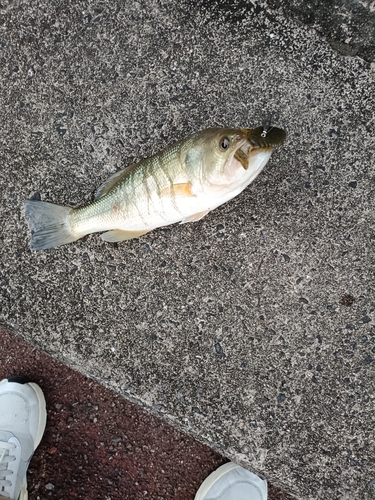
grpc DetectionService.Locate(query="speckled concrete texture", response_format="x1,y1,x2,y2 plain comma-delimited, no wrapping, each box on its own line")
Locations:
267,0,375,62
0,1,374,499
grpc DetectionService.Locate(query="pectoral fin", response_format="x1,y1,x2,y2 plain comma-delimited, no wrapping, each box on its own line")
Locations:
100,229,149,242
181,210,210,223
159,182,194,198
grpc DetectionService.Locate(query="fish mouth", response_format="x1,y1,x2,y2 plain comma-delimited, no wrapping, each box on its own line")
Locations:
234,126,286,170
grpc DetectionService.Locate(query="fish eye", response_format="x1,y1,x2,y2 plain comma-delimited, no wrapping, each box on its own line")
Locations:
219,137,230,151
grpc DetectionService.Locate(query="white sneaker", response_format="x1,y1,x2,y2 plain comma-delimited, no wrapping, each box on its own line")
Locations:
0,377,47,500
195,462,268,500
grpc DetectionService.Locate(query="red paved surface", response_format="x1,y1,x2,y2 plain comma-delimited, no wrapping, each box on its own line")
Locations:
0,327,293,500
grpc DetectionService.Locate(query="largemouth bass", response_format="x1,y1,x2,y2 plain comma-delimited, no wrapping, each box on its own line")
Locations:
25,125,286,250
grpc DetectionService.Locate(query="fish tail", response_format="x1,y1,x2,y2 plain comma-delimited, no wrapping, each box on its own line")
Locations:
25,200,79,251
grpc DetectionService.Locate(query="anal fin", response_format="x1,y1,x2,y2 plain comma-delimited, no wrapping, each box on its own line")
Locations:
100,229,150,242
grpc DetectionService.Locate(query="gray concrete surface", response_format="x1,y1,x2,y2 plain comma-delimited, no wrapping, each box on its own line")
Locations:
1,1,374,499
266,0,375,62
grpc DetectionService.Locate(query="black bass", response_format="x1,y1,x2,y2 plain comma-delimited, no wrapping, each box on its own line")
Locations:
25,125,286,251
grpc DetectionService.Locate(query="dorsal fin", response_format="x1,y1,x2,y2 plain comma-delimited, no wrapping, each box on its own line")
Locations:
95,167,133,200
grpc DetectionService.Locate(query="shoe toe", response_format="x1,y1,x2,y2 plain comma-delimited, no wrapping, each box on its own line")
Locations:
195,463,267,500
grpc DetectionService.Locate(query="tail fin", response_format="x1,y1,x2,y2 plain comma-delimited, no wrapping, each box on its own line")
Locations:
25,200,78,251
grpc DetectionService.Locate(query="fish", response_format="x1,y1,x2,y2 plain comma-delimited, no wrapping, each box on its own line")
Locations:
25,125,286,250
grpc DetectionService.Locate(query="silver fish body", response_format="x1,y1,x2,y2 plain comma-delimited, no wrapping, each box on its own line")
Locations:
25,126,286,250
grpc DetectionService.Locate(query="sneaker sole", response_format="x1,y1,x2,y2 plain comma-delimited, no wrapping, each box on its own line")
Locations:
27,382,47,449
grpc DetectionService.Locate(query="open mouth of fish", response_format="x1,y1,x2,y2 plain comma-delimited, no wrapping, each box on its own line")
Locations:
234,126,286,170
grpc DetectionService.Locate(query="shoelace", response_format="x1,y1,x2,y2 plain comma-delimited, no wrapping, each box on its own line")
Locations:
0,441,16,498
